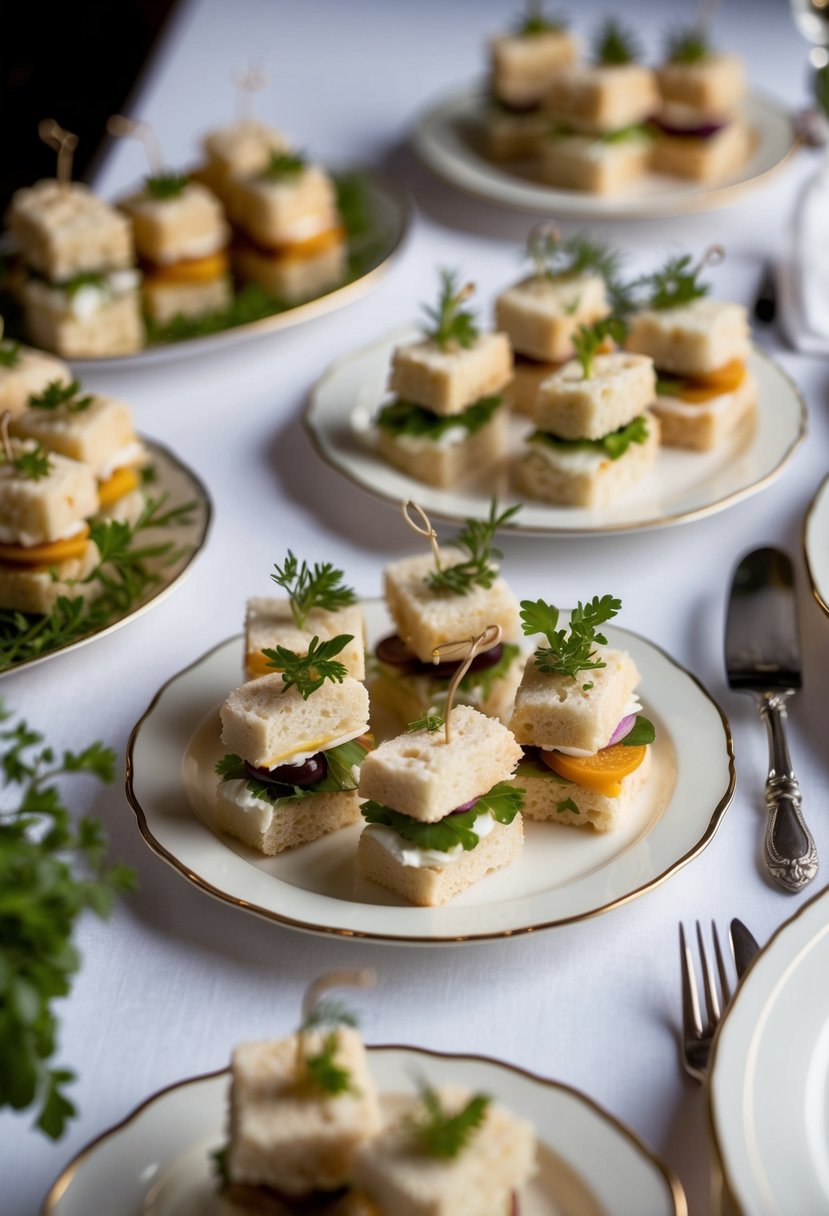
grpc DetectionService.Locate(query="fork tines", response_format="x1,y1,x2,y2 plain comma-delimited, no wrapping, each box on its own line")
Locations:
679,920,733,1081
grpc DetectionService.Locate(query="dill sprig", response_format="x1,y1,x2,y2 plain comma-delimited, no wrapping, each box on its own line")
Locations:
303,1033,355,1097
407,1080,490,1160
261,150,307,181
270,551,357,630
520,595,621,689
528,230,622,287
144,171,189,199
408,711,445,732
262,634,352,699
640,248,723,310
571,316,627,379
422,269,480,351
665,26,710,64
28,379,93,413
425,499,521,596
515,0,568,36
594,17,642,65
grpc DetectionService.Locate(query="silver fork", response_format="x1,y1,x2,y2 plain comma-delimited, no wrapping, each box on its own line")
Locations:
679,921,733,1082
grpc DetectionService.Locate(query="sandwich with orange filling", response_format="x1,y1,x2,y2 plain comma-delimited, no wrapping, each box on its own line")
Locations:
509,594,655,831
625,247,755,450
11,378,146,520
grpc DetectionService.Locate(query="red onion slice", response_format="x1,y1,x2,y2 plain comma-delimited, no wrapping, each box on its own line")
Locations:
449,798,479,815
650,116,726,139
607,714,636,748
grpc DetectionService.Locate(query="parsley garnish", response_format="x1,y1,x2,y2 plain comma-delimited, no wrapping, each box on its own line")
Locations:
144,171,189,199
422,269,479,351
571,316,627,379
425,498,521,596
59,272,108,299
0,341,21,368
557,796,580,815
408,1081,490,1159
212,1146,231,1191
408,711,445,732
28,379,92,413
303,1033,355,1097
640,251,720,311
262,634,352,699
362,782,524,853
0,706,135,1137
520,595,621,686
261,150,307,181
376,395,501,441
666,26,710,64
515,0,568,35
7,444,52,481
270,551,357,630
594,17,642,65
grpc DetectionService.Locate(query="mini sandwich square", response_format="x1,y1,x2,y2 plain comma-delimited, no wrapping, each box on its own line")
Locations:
384,548,520,664
202,120,291,178
388,333,512,417
540,132,651,195
0,443,98,546
491,29,578,107
233,165,339,248
495,273,609,362
8,181,135,281
13,394,137,476
120,181,228,265
656,53,745,113
0,346,72,418
245,597,365,680
626,298,750,375
535,352,656,440
544,64,659,132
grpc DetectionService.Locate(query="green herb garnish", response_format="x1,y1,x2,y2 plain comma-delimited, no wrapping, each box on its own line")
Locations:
262,635,352,699
621,715,655,746
270,552,357,631
212,1146,231,1191
817,65,829,122
362,782,524,853
301,998,360,1033
408,711,445,732
425,498,520,596
520,595,621,686
303,1033,355,1097
215,738,365,802
530,415,649,460
594,17,641,65
0,706,135,1137
261,150,307,181
28,379,92,413
641,251,719,311
59,272,108,299
515,0,568,36
571,316,627,379
0,341,21,368
601,123,653,144
422,269,479,351
376,395,501,441
556,796,580,815
408,1081,490,1159
144,171,189,199
8,444,52,481
666,26,710,64
529,230,622,287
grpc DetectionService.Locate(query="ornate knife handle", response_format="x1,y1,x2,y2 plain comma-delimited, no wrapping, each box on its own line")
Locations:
757,691,818,893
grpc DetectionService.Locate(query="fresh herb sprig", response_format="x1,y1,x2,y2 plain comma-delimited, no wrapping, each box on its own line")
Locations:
594,17,642,65
425,499,520,596
263,635,352,699
270,552,357,630
144,171,189,199
299,998,359,1098
28,379,92,413
639,250,721,311
529,230,621,287
0,706,135,1137
8,444,52,482
262,150,307,181
666,26,710,64
59,272,108,300
408,711,445,733
422,269,480,351
0,340,21,368
571,316,627,379
817,64,829,122
515,0,568,36
407,1080,490,1159
520,595,621,688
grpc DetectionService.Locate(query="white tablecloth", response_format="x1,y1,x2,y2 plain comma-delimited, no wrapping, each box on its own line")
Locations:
4,2,829,1212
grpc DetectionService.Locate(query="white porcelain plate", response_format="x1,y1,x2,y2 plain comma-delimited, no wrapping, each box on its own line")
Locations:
44,1046,685,1215
804,473,829,618
413,87,798,218
304,327,806,536
0,439,212,676
126,600,734,943
708,885,829,1215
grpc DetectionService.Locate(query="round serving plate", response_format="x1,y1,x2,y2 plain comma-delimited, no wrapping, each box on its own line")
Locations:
803,472,829,618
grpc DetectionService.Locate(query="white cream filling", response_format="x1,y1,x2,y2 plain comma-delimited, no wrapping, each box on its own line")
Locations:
392,425,469,452
554,695,643,757
220,779,276,834
529,439,606,473
152,228,227,265
0,517,86,548
99,441,145,481
654,390,733,418
366,810,496,870
45,270,141,321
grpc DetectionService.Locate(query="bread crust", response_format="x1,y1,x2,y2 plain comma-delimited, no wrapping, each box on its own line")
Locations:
649,118,751,183
656,53,745,113
8,180,135,279
519,746,651,831
653,369,757,451
12,394,137,476
484,109,549,160
0,347,71,418
625,298,750,376
388,334,512,417
544,64,659,132
245,598,365,681
491,29,578,107
120,181,229,265
495,273,608,362
231,239,346,304
375,404,507,488
20,283,144,358
539,134,651,194
216,786,362,855
535,353,656,439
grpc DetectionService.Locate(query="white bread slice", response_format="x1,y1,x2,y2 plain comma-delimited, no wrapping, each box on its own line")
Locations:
352,1083,537,1212
7,180,134,280
653,369,757,451
368,645,524,729
120,181,228,265
12,393,137,476
544,63,659,132
515,412,660,508
539,133,651,194
626,298,750,376
504,356,564,417
220,675,370,769
491,28,578,107
375,404,507,489
358,704,521,822
496,273,609,362
232,165,338,248
484,108,549,160
203,120,292,180
0,539,100,614
231,237,346,304
0,441,98,546
535,352,656,439
228,1029,382,1195
245,597,365,681
510,647,640,753
656,53,745,113
0,346,71,418
388,333,512,417
519,745,651,831
649,118,751,183
142,274,232,324
20,282,144,358
384,548,520,665
358,814,523,908
216,784,361,855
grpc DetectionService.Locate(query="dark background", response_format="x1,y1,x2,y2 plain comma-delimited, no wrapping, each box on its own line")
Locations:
2,0,176,213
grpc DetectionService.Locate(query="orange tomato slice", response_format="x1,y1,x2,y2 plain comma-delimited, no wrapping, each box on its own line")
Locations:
98,465,140,508
678,359,746,403
541,743,647,798
260,225,345,260
145,249,229,285
0,525,90,567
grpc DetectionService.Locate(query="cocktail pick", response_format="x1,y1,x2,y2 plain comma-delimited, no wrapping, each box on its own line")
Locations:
234,62,269,122
38,119,78,189
106,114,165,176
402,499,442,573
432,624,503,744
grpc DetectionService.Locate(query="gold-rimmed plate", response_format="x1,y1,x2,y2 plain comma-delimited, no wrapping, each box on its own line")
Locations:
125,600,734,944
0,439,212,676
803,472,829,618
43,1045,686,1215
413,86,798,219
304,327,806,537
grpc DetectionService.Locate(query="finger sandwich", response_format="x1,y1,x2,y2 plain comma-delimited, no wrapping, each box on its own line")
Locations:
6,180,143,357
197,118,292,218
246,597,365,681
0,336,71,418
357,704,524,906
216,652,370,855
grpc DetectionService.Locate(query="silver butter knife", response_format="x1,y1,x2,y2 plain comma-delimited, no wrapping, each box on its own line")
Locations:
729,918,760,978
725,547,818,893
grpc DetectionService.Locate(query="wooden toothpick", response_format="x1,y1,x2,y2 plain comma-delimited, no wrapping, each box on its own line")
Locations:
233,62,269,122
529,220,560,277
432,624,502,744
38,119,79,189
106,114,164,176
401,499,442,572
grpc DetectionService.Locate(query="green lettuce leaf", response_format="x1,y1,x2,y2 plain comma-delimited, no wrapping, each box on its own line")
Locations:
529,415,650,462
214,738,368,806
361,781,523,853
376,395,501,441
621,715,655,746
